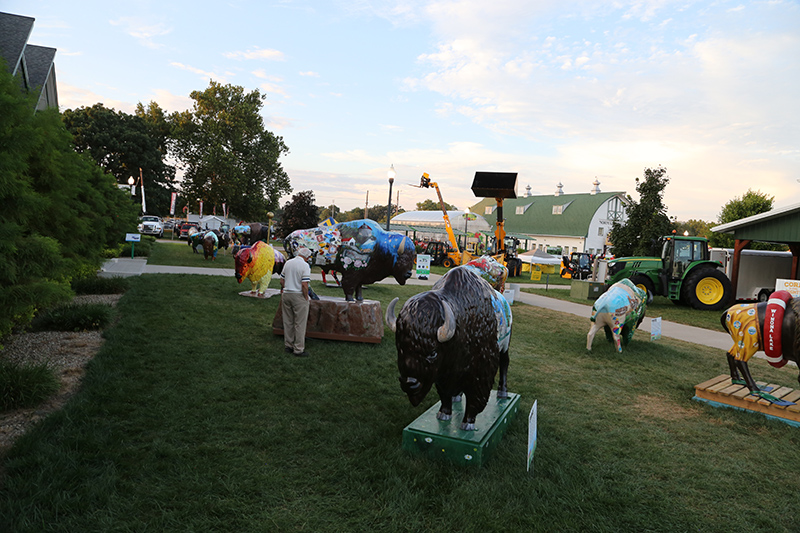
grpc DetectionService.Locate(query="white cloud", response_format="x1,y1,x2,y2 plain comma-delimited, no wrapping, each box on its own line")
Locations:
224,48,285,61
299,71,320,77
109,17,171,49
170,62,226,84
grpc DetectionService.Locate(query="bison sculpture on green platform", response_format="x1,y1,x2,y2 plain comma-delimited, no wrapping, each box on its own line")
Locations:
284,219,415,302
385,263,513,431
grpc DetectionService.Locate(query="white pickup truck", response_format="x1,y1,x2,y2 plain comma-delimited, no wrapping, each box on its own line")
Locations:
138,215,164,238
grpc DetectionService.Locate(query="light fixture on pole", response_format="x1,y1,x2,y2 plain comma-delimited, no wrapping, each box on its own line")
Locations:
128,176,135,196
386,164,396,231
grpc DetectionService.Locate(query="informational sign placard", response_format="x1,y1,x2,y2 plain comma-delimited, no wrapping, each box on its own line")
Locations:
416,254,431,279
125,233,141,242
527,400,538,473
776,279,800,298
651,317,662,341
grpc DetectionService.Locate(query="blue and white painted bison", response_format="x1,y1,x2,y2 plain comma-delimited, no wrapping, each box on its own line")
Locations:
385,265,513,431
284,219,415,302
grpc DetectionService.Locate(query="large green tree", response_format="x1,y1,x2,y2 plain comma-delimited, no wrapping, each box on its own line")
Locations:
709,189,780,250
609,166,674,257
277,191,319,239
416,198,456,211
0,65,138,339
62,103,175,216
170,81,291,221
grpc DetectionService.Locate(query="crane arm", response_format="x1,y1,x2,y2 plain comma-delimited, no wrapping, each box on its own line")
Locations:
419,173,460,254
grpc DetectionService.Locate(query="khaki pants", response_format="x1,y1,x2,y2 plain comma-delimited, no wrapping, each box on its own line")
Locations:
282,292,309,354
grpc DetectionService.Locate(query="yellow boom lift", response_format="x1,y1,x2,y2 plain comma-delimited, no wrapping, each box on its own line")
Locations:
416,173,474,268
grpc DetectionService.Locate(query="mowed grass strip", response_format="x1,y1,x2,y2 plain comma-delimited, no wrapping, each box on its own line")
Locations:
2,271,800,532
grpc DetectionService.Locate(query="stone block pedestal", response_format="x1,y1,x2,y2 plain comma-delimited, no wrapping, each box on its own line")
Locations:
272,295,384,344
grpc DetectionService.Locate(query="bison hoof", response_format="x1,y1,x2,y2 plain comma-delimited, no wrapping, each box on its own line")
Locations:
436,411,452,421
452,394,462,403
460,421,476,431
497,390,509,400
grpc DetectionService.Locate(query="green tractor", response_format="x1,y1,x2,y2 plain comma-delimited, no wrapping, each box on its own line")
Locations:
606,235,732,311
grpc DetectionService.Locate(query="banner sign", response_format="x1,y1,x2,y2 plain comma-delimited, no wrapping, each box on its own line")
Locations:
170,192,177,215
776,279,800,298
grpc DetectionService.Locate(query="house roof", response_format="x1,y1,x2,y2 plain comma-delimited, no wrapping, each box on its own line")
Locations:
24,44,55,90
0,12,33,75
470,191,626,238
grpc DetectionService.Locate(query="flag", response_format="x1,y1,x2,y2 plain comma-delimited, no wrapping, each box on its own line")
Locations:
320,217,336,226
223,203,227,218
170,192,177,215
199,201,203,216
140,181,147,213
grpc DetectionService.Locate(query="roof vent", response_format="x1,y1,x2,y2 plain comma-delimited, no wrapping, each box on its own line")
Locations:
525,184,532,197
554,182,564,197
590,178,601,195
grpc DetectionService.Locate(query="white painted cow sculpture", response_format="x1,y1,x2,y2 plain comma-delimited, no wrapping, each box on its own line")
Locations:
587,278,648,352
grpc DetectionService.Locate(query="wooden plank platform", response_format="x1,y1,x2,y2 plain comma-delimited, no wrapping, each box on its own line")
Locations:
693,374,800,427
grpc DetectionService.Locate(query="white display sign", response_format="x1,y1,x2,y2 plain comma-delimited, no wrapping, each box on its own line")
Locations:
776,279,800,298
416,254,431,279
651,317,662,341
125,233,141,242
527,400,538,473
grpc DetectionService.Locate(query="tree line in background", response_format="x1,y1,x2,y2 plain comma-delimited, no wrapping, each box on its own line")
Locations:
62,80,291,222
609,166,782,256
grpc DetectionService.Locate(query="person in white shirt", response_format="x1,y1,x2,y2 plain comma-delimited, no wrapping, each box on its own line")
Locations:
280,247,312,356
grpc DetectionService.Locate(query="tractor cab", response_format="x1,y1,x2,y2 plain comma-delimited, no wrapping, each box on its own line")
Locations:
426,241,449,266
660,236,713,300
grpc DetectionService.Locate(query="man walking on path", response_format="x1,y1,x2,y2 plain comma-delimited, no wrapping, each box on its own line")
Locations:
280,247,312,357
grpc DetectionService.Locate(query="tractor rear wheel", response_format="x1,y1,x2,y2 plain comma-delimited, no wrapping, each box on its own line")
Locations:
629,274,655,304
682,268,732,311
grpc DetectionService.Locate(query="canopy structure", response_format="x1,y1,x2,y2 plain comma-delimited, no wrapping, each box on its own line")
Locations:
711,202,800,297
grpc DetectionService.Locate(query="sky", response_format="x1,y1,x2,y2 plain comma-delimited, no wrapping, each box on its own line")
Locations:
6,0,800,222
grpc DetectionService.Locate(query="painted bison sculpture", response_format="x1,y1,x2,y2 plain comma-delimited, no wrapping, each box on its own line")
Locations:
587,278,647,352
385,264,513,431
721,290,800,403
234,241,276,296
284,219,415,302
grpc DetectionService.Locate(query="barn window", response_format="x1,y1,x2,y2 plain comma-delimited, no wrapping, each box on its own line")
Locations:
484,206,493,215
552,205,563,215
598,227,604,236
516,206,524,215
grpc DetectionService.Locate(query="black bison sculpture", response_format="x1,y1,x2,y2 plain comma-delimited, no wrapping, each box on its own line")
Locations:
385,265,513,430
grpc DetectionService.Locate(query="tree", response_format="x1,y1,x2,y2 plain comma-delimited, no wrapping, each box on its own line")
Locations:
62,103,176,216
277,191,319,239
675,219,713,239
0,66,138,339
708,189,780,250
416,198,456,211
170,81,291,221
609,166,674,257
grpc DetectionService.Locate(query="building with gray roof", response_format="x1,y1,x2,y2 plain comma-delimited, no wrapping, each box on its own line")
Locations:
0,11,59,111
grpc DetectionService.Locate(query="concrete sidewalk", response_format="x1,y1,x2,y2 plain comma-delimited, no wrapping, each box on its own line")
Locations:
99,257,732,352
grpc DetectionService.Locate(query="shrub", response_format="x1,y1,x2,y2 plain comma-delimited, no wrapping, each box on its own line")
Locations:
71,274,129,295
30,303,112,332
120,238,152,257
0,360,58,410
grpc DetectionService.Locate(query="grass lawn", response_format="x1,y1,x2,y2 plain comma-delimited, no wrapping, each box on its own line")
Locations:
522,285,728,332
3,246,800,531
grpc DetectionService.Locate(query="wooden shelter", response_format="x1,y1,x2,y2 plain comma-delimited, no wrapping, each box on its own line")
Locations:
711,202,800,297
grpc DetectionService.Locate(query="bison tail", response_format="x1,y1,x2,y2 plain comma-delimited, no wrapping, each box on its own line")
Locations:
719,309,730,333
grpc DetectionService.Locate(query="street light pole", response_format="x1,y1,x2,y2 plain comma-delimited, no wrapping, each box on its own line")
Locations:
386,164,396,231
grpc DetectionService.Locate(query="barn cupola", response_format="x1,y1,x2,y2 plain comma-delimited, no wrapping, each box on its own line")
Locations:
590,178,601,195
554,182,564,196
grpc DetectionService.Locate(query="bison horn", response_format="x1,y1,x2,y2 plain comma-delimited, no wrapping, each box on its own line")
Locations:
437,300,456,343
398,237,405,255
385,297,400,332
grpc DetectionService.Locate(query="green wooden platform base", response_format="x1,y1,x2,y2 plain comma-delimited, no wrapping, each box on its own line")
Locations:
402,390,520,467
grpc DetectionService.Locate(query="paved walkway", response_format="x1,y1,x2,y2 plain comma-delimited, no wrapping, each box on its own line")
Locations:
99,257,733,352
